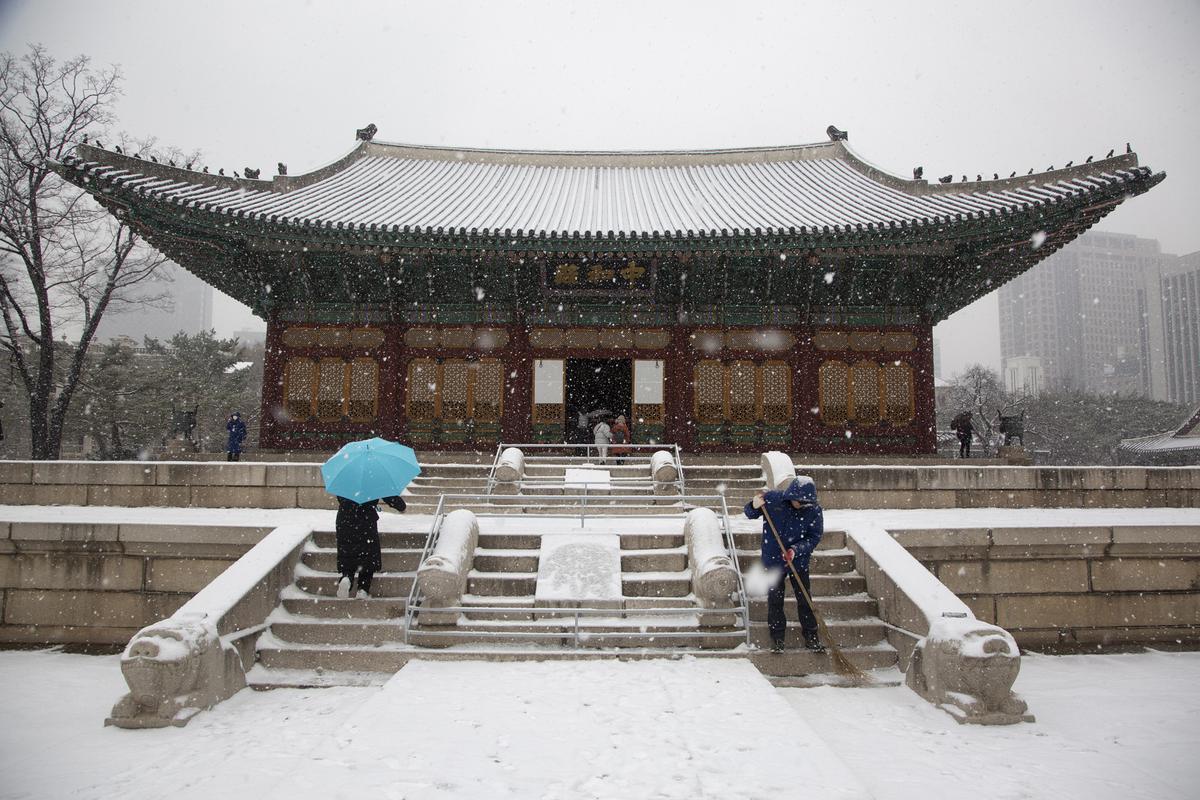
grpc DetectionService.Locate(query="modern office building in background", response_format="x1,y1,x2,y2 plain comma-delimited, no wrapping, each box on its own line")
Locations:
95,262,214,343
999,232,1200,404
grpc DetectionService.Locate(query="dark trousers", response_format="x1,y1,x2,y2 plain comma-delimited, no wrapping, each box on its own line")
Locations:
767,565,818,642
343,567,375,594
226,451,241,461
957,433,971,458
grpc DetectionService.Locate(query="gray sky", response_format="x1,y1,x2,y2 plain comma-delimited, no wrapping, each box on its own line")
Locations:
3,0,1197,377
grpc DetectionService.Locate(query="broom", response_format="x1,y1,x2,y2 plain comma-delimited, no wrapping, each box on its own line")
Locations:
761,503,871,683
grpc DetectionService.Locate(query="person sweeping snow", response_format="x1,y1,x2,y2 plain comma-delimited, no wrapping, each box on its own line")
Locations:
745,477,825,653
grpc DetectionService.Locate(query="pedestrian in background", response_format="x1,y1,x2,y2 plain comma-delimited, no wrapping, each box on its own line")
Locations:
226,411,247,461
610,414,631,464
593,415,613,464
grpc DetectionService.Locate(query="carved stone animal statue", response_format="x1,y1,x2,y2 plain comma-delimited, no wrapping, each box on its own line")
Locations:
106,616,246,728
905,617,1034,725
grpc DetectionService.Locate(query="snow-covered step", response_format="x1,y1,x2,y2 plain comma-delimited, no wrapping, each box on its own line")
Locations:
295,571,415,597
310,530,428,549
302,547,424,573
281,592,409,620
735,549,857,574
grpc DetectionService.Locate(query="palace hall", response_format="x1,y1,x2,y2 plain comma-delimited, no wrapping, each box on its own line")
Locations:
53,128,1163,453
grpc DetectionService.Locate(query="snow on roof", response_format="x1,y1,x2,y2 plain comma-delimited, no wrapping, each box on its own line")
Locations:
55,138,1161,240
1119,407,1200,454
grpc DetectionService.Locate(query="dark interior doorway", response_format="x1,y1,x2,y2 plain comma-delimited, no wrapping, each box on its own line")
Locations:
565,358,632,443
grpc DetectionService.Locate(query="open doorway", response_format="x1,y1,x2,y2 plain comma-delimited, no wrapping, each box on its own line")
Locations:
565,358,632,443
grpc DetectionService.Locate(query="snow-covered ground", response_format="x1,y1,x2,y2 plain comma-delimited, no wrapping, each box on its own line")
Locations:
2,649,1197,800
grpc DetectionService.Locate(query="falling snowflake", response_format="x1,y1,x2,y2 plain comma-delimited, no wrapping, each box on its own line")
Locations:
1030,231,1047,249
823,272,835,284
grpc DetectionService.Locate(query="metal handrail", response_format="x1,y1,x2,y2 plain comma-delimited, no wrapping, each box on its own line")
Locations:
402,492,449,644
404,491,750,650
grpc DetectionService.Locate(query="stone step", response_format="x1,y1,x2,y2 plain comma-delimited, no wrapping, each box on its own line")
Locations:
513,486,659,497
736,550,856,574
746,620,886,649
296,573,414,598
732,530,846,550
748,594,876,620
622,572,865,599
303,549,423,573
272,619,407,646
450,593,879,621
474,533,686,550
311,530,428,549
749,645,898,676
255,641,897,675
470,549,689,573
406,629,747,649
282,594,409,620
467,572,537,596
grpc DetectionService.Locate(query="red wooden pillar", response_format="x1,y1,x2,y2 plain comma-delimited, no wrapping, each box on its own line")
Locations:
503,321,533,443
380,322,404,442
259,315,285,449
792,324,820,454
663,326,692,450
913,324,938,454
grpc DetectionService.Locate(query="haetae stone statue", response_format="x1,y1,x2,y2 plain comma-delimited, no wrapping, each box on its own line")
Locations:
106,616,246,728
905,616,1034,725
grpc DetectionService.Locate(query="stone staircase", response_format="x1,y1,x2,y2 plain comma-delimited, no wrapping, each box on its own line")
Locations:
398,458,763,515
252,517,899,687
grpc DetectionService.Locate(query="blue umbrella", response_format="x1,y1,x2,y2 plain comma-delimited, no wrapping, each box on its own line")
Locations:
321,437,422,503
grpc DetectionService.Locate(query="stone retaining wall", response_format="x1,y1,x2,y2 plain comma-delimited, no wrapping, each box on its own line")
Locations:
0,461,1197,509
892,525,1200,651
0,520,268,647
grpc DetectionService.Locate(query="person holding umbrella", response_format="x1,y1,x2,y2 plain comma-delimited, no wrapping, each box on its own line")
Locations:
322,438,423,600
335,494,406,599
744,476,825,653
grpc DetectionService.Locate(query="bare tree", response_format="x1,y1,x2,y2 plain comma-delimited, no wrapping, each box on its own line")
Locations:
940,364,1024,456
0,46,169,458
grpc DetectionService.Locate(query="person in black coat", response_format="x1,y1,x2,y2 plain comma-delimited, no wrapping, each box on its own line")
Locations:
226,412,247,461
335,494,406,599
951,411,974,459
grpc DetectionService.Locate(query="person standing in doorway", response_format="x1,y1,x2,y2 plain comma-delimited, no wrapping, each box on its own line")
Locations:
226,412,247,461
610,414,631,464
593,415,613,464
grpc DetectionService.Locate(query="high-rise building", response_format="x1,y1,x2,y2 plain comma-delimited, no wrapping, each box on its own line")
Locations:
1160,252,1200,406
97,263,214,343
1003,355,1044,398
999,232,1173,397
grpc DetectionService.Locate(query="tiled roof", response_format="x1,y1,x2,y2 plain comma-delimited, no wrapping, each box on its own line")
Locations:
55,139,1161,241
1119,408,1200,454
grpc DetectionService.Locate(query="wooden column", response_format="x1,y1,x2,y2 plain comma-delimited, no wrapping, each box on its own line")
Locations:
913,323,938,454
663,326,692,450
502,320,533,443
258,314,285,449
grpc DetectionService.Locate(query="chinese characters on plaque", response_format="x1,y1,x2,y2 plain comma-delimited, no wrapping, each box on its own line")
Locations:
544,259,655,296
